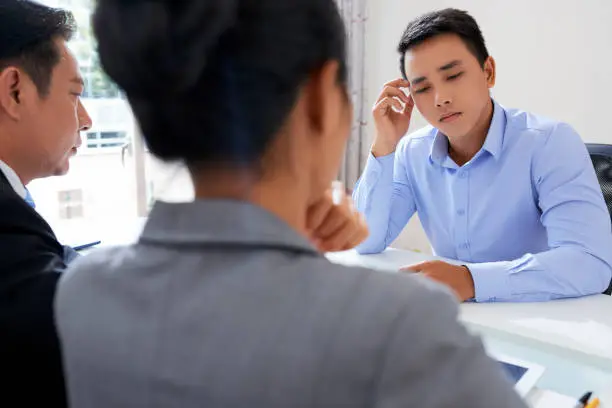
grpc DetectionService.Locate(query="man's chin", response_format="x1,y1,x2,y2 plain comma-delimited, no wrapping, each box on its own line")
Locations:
52,160,70,177
437,123,471,140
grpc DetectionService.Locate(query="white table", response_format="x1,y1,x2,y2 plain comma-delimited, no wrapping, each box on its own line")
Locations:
328,249,612,407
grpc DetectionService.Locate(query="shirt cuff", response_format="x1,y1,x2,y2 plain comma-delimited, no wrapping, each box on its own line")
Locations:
361,152,394,186
465,261,513,302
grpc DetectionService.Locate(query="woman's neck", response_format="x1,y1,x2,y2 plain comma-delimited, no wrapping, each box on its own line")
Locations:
191,167,309,235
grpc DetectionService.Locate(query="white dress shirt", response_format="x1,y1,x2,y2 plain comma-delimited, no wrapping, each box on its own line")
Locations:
0,159,26,199
0,159,80,263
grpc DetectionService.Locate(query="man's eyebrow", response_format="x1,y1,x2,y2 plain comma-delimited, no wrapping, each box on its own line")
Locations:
410,60,463,86
439,60,462,71
411,76,426,86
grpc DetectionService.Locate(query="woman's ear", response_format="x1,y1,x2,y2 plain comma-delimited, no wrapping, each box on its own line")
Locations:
304,61,345,137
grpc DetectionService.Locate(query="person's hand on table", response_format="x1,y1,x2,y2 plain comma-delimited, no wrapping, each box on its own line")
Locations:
401,261,476,302
306,186,369,253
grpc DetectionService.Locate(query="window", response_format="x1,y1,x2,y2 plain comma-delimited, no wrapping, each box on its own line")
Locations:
29,0,192,243
85,131,127,150
29,0,144,239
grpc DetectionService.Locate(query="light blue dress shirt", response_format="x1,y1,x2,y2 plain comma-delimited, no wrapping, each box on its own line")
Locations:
354,101,612,302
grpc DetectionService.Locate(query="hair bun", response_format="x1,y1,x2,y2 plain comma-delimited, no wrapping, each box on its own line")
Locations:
94,0,238,96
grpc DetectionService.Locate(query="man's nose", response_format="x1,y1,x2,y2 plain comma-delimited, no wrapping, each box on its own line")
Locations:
78,100,92,132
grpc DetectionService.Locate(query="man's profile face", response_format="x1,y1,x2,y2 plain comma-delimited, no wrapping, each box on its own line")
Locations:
20,38,92,178
403,33,495,140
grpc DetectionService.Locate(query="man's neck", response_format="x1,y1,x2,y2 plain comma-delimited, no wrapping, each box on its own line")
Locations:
0,157,28,199
0,146,32,186
447,100,494,167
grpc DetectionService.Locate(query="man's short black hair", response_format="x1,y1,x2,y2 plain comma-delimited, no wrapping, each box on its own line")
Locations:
0,0,76,96
398,8,489,79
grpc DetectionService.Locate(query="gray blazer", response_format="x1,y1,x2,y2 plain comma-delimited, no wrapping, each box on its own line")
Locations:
56,200,526,408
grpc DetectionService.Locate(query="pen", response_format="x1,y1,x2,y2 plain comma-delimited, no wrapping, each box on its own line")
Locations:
585,397,600,408
575,392,592,408
331,180,344,205
74,241,102,251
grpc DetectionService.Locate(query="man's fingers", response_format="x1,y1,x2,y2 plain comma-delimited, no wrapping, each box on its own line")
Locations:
389,99,404,113
403,94,415,115
400,261,435,273
372,99,390,116
382,78,411,89
373,98,404,116
400,264,421,273
376,86,410,104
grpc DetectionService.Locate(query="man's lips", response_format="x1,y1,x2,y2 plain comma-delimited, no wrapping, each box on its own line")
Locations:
439,112,462,123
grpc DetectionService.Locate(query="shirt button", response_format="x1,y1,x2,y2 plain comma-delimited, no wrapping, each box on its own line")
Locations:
457,209,465,216
458,171,468,179
459,243,470,250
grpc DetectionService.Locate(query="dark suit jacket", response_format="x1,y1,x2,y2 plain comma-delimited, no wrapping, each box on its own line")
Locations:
0,171,67,407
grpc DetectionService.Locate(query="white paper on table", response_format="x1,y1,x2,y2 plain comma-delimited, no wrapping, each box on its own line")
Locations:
511,318,612,355
528,389,577,408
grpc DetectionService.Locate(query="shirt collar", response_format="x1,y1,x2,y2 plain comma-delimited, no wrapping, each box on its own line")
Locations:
0,160,26,199
430,133,454,168
140,200,320,255
481,100,506,159
430,100,507,167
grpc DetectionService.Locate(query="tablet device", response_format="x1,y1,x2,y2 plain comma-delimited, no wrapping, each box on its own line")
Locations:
492,353,545,397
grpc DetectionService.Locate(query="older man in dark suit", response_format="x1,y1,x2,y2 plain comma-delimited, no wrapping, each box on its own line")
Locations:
0,1,92,406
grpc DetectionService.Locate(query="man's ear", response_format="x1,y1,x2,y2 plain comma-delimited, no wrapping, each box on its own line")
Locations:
0,67,25,120
484,56,496,88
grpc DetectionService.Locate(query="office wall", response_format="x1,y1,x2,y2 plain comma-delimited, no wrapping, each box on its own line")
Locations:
364,0,612,253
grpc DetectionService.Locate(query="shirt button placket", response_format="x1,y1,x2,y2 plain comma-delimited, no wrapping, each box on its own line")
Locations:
455,170,470,260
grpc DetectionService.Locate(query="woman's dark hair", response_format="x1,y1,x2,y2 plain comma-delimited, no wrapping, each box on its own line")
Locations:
0,0,76,97
398,8,489,79
93,0,348,166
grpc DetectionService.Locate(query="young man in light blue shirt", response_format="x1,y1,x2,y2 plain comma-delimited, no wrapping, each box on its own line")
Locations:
354,8,612,302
